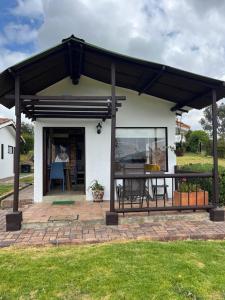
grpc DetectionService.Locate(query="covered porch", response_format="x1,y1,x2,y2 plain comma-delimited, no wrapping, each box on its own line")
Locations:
0,36,225,230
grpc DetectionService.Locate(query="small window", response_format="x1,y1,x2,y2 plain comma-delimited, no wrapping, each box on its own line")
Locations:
1,144,4,159
8,146,14,154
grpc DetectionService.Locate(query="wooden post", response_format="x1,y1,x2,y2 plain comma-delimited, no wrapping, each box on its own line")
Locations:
210,88,224,221
13,76,21,212
106,62,118,225
6,75,22,231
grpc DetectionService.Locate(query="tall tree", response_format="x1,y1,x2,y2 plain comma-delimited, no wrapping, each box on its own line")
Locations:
200,102,225,137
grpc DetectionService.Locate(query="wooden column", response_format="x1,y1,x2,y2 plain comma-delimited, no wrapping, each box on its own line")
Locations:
106,62,118,225
210,89,224,221
212,89,219,206
13,76,21,212
110,62,116,212
6,75,22,231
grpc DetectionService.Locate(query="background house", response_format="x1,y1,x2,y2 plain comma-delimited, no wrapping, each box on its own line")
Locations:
176,119,191,143
0,118,16,179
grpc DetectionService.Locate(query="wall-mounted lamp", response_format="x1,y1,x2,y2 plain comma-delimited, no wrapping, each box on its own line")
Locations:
96,122,102,134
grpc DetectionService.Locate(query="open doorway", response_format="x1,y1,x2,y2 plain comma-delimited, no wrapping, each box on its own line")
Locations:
43,127,85,198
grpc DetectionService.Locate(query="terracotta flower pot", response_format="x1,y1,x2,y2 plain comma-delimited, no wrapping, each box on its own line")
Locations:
92,190,104,202
174,190,208,206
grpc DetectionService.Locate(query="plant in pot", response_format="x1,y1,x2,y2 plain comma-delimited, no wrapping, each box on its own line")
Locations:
89,180,104,202
174,182,208,206
169,143,185,157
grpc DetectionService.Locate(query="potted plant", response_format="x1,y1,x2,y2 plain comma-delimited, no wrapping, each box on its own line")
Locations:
89,180,104,202
174,182,208,206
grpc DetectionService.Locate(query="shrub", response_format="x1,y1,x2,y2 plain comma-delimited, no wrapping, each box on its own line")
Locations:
177,163,225,206
185,130,209,153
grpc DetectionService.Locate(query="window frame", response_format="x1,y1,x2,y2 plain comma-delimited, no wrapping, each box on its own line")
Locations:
8,146,14,154
115,127,168,172
1,144,4,160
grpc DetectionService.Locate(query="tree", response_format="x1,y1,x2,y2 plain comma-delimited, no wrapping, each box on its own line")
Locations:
200,103,225,138
20,122,34,154
185,130,209,153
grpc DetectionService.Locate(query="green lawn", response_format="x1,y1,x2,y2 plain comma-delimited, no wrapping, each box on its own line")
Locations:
177,152,225,168
1,241,225,299
0,184,13,197
0,174,33,197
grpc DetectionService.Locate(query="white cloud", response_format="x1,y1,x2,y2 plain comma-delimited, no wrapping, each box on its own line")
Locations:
3,23,38,45
11,0,44,17
0,48,29,71
2,0,225,126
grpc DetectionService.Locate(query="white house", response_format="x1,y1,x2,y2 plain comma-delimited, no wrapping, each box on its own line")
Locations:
34,76,176,202
0,35,225,229
0,118,16,179
175,119,191,143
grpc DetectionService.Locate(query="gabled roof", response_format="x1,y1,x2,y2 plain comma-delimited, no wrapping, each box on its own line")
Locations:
0,35,225,111
0,118,25,143
0,118,15,129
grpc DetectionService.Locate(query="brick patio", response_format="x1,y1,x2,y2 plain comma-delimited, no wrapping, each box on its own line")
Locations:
1,200,225,247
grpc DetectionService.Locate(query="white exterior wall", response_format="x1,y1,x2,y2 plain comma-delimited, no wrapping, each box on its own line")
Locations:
0,126,15,179
34,76,176,202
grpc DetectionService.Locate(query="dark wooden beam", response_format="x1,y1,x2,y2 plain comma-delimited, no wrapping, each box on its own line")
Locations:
67,42,74,82
138,66,165,95
13,75,21,213
34,115,111,119
25,101,122,107
212,89,219,207
33,111,109,117
28,107,110,112
4,94,126,101
171,89,211,111
110,62,116,212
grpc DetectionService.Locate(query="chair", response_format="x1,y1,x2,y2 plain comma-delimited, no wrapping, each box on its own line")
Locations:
116,164,151,208
150,172,168,201
49,162,65,192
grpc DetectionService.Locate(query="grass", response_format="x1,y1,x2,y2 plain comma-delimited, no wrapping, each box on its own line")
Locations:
19,174,34,184
0,184,13,197
177,152,225,168
0,174,33,197
0,241,225,299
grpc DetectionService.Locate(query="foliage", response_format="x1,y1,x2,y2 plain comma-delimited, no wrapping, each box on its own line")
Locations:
200,102,225,137
1,242,225,299
178,182,201,193
20,122,34,155
185,130,209,153
88,180,104,191
177,163,225,206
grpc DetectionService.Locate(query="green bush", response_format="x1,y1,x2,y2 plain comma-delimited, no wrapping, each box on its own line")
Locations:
185,130,209,153
177,163,225,206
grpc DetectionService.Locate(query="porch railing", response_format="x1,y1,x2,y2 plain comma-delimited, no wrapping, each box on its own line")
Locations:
114,172,213,213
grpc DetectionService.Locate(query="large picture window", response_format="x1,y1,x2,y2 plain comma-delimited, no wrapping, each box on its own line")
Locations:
115,127,168,171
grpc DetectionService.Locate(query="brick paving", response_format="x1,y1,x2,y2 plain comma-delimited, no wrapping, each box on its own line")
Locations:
1,206,225,247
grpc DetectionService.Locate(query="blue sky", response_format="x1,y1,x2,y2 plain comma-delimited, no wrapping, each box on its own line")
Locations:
1,0,225,128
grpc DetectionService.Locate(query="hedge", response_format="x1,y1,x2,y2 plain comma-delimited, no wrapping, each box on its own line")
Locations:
177,163,225,206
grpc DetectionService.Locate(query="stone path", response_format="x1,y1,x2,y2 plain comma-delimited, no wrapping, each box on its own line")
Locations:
1,208,225,247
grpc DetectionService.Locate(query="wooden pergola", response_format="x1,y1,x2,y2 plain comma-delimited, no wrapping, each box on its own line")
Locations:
0,35,225,230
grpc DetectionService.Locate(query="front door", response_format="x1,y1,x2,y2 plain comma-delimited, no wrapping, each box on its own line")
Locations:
43,127,85,195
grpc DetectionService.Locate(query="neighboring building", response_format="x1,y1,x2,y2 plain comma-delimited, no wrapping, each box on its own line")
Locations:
176,119,191,143
0,118,16,179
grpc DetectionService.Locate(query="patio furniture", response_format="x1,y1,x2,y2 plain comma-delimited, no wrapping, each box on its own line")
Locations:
150,172,168,201
49,162,65,192
117,164,151,208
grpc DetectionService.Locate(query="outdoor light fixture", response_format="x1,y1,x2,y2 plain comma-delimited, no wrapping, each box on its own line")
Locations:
96,122,102,134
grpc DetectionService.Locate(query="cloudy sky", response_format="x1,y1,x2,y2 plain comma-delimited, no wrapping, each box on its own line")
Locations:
1,0,225,128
